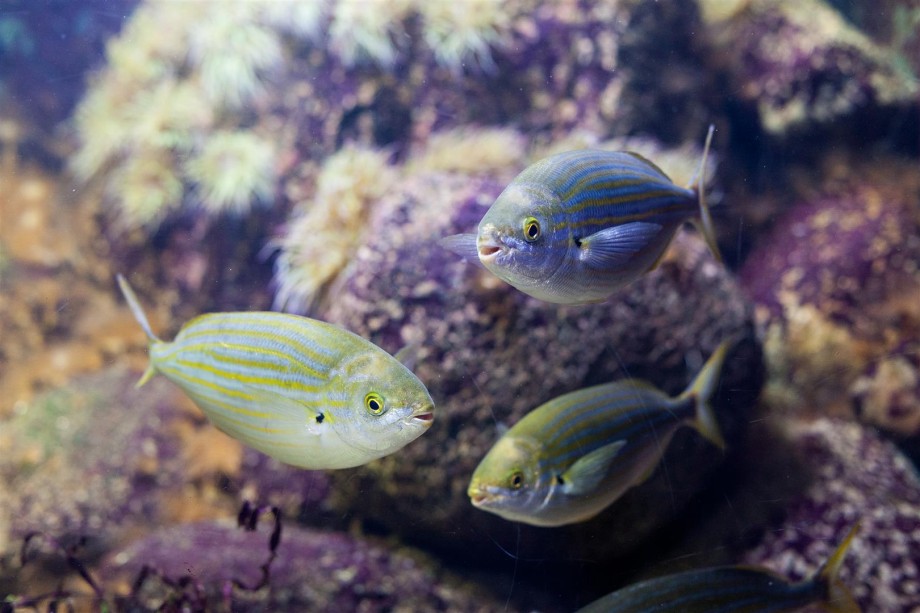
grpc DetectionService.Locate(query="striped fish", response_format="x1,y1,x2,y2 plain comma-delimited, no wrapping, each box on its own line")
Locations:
467,340,730,526
577,523,861,613
117,275,434,470
442,126,720,304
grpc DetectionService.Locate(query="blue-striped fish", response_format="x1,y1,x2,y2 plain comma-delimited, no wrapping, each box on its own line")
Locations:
576,523,861,613
442,127,720,304
467,340,730,526
117,275,434,470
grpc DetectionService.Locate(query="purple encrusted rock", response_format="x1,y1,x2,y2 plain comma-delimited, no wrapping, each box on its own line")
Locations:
739,156,920,440
270,0,715,169
235,449,335,527
0,368,333,562
99,520,513,611
313,169,763,565
742,418,920,612
0,370,186,555
702,0,918,135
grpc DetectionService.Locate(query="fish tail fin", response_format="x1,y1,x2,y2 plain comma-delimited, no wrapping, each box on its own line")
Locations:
689,124,723,264
116,274,161,388
680,338,732,451
816,523,862,613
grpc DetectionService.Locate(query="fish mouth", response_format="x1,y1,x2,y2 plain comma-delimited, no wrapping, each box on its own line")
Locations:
409,404,435,427
467,485,493,507
478,242,502,259
477,228,507,262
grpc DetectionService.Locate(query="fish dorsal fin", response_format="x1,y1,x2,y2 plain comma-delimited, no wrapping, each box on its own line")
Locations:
393,343,420,372
577,222,663,269
624,151,672,181
560,439,627,496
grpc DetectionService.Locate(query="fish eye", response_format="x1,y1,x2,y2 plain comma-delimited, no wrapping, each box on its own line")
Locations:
522,217,541,242
509,470,524,490
364,392,386,415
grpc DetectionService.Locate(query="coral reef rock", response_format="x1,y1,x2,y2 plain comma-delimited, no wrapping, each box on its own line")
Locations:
0,369,274,560
702,0,918,135
314,169,763,564
100,521,511,612
743,418,920,613
740,155,920,441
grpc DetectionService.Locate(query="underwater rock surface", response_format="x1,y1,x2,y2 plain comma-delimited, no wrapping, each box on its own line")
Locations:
740,156,920,442
703,0,917,135
0,371,187,552
314,170,763,562
100,520,509,612
743,418,920,612
0,369,330,560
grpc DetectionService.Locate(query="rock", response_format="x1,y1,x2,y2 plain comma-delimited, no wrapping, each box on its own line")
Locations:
0,368,335,561
98,520,513,612
739,155,920,443
0,370,187,555
701,0,917,136
315,169,763,565
743,418,920,612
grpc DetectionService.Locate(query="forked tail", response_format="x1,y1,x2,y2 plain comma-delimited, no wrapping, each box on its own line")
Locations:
116,274,160,387
679,338,732,450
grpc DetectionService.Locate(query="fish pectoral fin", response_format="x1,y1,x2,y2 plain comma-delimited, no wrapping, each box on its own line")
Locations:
236,382,325,436
577,222,662,269
560,439,627,496
636,459,659,484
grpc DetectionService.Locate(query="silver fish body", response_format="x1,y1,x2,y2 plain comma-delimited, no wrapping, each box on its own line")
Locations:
442,127,719,304
467,341,730,527
117,275,434,470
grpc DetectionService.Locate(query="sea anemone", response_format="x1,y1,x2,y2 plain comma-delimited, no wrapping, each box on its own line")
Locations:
328,0,412,67
188,7,284,108
185,131,276,215
108,148,183,229
417,0,507,70
273,145,395,313
71,1,287,231
260,2,327,41
406,126,527,174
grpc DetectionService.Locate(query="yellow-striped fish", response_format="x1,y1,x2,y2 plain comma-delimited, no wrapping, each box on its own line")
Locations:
467,341,730,526
577,523,861,613
117,275,434,470
442,127,720,305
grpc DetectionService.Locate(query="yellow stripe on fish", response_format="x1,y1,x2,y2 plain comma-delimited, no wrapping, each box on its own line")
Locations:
116,275,434,469
441,126,721,304
467,340,731,527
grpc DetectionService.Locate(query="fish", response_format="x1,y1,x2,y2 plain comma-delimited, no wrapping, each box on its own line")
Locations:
467,340,731,526
576,523,861,613
116,274,434,470
441,126,720,305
